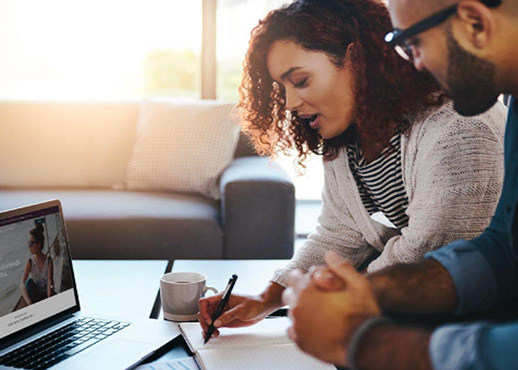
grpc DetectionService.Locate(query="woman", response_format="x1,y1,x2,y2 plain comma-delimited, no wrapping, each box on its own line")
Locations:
199,0,506,336
20,224,54,305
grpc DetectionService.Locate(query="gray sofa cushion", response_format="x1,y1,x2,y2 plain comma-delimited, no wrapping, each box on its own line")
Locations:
0,189,223,259
233,133,257,159
220,157,295,259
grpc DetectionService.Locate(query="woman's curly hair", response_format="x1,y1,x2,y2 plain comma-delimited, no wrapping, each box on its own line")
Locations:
239,0,444,167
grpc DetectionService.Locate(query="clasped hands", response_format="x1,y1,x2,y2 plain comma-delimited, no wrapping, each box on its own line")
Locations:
282,252,381,367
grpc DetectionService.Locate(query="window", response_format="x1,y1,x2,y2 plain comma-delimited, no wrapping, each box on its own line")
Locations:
0,0,202,100
216,0,286,101
1,0,323,199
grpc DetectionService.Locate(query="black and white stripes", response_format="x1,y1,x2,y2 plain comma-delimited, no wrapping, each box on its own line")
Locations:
347,135,409,229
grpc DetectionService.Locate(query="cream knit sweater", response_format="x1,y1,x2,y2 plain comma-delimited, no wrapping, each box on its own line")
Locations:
273,100,507,286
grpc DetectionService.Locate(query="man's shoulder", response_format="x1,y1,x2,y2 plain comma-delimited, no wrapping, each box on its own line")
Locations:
508,96,518,123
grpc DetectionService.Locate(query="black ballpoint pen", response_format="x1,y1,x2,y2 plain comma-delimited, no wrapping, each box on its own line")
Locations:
204,274,238,344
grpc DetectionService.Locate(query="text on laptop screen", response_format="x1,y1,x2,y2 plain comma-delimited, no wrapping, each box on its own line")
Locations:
0,206,76,340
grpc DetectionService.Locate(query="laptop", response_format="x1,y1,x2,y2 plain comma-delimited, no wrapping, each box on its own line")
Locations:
0,200,180,369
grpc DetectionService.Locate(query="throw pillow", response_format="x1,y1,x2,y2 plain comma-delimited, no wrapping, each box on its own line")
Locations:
125,98,240,199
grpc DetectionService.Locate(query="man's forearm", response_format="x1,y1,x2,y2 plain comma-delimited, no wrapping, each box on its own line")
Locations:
354,323,433,370
367,259,457,313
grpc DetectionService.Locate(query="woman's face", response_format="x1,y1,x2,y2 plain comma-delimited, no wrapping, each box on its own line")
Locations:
267,40,356,139
28,236,41,255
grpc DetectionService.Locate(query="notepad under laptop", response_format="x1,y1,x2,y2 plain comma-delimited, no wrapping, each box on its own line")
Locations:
179,317,334,370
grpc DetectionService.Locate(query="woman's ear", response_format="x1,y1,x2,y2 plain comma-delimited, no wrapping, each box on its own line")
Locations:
344,43,355,65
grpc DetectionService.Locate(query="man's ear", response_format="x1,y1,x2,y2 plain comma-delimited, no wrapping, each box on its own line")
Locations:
455,0,496,49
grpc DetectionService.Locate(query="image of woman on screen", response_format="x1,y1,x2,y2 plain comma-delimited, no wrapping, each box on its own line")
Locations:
198,0,506,336
19,224,55,305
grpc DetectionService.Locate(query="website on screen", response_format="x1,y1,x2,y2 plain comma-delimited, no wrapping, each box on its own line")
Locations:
0,207,76,340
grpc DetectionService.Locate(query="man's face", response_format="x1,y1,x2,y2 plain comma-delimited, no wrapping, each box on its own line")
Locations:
444,26,499,116
388,0,499,116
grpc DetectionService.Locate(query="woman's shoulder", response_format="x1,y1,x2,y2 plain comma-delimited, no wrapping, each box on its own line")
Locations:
408,99,507,144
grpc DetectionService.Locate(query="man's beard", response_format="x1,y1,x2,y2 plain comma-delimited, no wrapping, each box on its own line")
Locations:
445,28,499,116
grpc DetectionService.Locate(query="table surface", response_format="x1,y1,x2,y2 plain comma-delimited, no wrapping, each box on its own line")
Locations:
172,259,289,295
72,259,169,319
154,259,288,321
150,259,291,363
72,259,289,321
69,259,295,366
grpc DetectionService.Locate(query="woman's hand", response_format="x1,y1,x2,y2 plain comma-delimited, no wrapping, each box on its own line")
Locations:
198,282,285,340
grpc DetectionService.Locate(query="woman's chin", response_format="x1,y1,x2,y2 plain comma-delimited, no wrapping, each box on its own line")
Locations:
319,124,352,139
319,130,340,140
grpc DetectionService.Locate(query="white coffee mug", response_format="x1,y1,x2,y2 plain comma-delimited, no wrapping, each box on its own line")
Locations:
160,272,218,321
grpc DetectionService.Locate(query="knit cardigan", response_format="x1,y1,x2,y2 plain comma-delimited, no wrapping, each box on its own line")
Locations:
273,100,507,286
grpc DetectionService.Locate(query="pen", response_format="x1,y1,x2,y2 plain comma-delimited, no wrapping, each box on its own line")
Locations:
204,274,238,344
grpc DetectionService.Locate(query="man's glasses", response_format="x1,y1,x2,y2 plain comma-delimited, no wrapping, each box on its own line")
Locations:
385,0,502,62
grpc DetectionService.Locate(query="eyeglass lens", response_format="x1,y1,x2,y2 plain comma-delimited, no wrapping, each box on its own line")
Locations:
394,44,412,61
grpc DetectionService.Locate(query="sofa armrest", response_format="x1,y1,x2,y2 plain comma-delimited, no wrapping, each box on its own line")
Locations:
220,157,295,259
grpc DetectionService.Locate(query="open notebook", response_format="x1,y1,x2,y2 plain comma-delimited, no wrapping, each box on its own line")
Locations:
179,317,335,370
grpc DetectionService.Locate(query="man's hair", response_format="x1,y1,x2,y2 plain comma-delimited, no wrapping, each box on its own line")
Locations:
239,0,443,167
394,0,457,17
425,0,457,13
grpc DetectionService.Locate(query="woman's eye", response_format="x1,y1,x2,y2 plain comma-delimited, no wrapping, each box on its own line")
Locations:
294,78,308,88
408,37,420,47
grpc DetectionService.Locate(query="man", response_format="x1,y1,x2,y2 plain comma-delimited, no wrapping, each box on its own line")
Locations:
282,0,518,369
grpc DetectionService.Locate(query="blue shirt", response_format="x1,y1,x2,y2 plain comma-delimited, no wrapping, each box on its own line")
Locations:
427,98,518,369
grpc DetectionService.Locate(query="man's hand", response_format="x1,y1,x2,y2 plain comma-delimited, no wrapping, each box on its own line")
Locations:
282,252,381,366
312,258,458,314
309,265,346,291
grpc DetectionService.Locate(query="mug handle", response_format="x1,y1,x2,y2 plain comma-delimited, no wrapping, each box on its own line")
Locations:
203,286,218,296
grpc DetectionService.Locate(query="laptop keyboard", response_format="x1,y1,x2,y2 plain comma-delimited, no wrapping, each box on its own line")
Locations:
0,317,130,369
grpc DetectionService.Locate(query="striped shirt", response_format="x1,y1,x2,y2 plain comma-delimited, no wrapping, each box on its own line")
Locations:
347,135,409,229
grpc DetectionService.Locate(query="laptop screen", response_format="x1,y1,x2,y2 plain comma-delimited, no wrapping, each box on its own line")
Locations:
0,203,77,341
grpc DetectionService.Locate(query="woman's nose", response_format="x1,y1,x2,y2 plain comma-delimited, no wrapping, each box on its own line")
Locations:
285,89,303,112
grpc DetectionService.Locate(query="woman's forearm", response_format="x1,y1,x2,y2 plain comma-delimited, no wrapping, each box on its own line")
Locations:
260,282,286,312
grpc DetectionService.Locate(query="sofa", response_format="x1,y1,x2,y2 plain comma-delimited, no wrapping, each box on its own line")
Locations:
0,100,296,260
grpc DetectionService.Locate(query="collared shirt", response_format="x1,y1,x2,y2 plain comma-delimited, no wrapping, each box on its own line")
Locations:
427,97,518,369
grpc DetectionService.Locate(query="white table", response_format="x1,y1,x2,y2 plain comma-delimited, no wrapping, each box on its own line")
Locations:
172,259,289,296
151,259,290,363
72,260,169,318
154,259,289,321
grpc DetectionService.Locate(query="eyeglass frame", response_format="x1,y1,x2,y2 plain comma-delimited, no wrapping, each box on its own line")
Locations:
385,0,502,61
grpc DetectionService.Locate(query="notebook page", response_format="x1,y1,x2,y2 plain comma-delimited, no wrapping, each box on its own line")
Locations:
198,343,335,370
180,317,292,351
